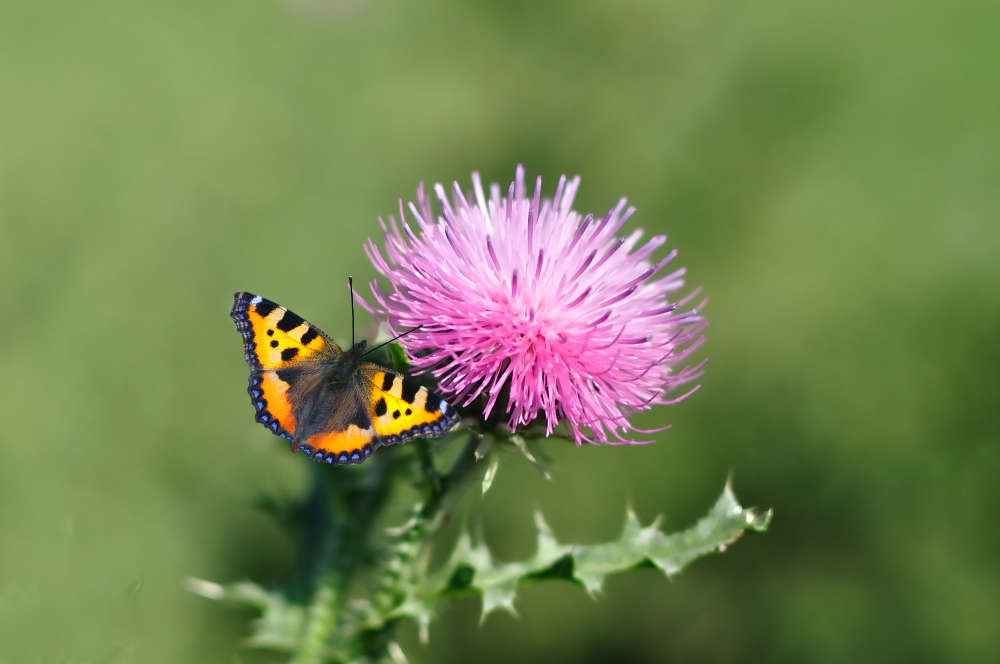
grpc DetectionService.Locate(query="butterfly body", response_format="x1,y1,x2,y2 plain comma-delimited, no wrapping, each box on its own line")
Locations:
231,292,458,465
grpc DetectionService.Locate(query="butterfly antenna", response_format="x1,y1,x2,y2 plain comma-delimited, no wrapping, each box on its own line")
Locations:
348,275,356,348
363,325,423,358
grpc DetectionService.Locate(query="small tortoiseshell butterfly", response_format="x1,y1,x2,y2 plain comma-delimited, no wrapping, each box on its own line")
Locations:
231,292,459,465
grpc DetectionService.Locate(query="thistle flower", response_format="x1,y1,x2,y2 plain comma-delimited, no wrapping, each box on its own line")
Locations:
361,166,706,445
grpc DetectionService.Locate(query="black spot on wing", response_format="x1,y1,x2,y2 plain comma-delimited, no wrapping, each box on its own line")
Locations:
400,377,420,404
281,347,299,361
392,410,401,419
378,406,461,447
254,299,279,318
270,340,279,348
374,398,387,417
348,401,371,429
276,310,305,332
424,391,441,413
380,372,395,392
300,327,318,345
275,367,299,383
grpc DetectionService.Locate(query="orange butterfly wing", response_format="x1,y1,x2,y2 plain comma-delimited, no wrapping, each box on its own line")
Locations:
363,366,460,445
232,292,333,440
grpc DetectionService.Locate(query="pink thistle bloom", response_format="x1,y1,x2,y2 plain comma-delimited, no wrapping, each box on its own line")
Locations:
360,166,706,445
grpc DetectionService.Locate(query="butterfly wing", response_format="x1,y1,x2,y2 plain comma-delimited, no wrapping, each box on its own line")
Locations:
362,364,460,445
231,292,338,439
294,392,379,465
232,292,338,370
295,366,459,465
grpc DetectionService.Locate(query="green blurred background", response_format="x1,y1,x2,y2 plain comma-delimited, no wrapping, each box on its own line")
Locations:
3,0,998,661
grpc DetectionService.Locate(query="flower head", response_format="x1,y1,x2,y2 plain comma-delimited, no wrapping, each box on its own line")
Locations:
361,166,706,445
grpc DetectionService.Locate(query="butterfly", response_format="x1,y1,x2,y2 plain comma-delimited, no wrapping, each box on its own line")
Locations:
230,292,459,465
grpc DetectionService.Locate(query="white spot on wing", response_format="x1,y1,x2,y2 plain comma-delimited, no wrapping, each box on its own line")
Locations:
439,401,448,414
250,295,262,305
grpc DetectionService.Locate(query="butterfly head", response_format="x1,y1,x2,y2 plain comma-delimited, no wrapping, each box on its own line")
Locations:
348,339,368,361
328,340,368,385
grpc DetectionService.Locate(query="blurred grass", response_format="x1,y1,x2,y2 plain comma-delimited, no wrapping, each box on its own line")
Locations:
2,0,998,662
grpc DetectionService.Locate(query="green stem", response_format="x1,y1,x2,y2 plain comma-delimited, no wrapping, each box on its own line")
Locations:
420,433,482,528
289,468,341,664
415,438,442,495
294,468,336,595
290,456,397,664
288,434,484,663
360,434,485,640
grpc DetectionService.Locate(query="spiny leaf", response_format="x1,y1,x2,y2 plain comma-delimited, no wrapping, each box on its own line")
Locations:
194,481,770,654
643,478,772,576
187,578,305,650
433,480,770,622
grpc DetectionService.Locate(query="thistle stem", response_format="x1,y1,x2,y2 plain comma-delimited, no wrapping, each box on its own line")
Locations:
291,455,397,663
287,434,483,663
420,434,481,527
